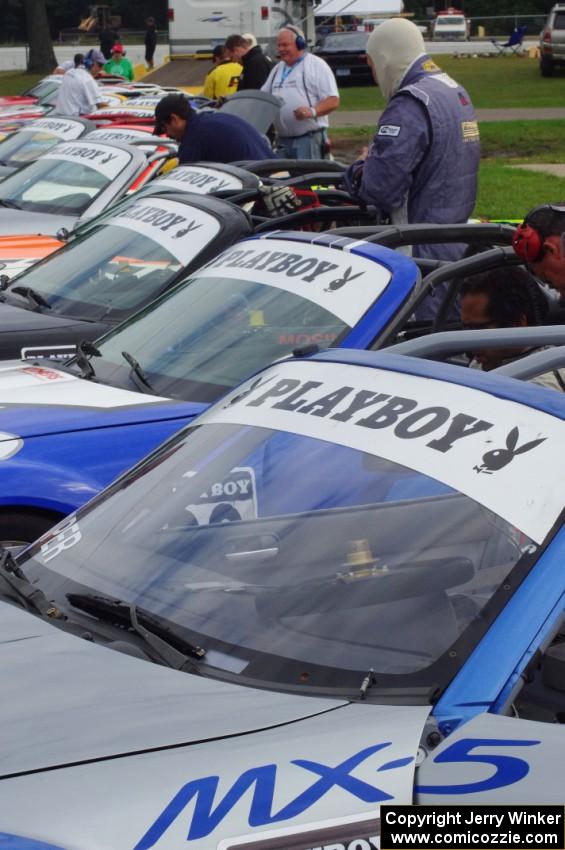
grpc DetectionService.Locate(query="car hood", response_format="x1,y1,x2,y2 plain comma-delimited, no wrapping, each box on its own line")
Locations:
0,360,206,439
0,599,430,848
0,209,77,237
0,96,36,107
0,233,63,278
0,301,91,332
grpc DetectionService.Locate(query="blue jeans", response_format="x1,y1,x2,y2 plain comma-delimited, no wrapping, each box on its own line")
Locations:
277,131,324,160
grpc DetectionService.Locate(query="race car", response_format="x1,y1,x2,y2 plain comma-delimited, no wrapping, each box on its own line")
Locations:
0,193,252,359
0,233,418,545
0,138,173,245
0,342,563,849
0,117,93,182
0,75,61,110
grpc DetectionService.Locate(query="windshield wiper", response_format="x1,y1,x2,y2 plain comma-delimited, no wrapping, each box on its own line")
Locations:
0,549,65,619
0,199,22,210
121,350,156,393
66,592,205,672
11,285,51,312
73,339,101,380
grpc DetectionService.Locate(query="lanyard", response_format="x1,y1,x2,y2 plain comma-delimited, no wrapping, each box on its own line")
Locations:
279,55,304,84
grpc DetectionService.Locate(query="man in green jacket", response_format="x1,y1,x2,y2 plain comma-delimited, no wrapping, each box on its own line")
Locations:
103,44,134,81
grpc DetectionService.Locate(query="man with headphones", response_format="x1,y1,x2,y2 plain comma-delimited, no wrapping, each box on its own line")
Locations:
54,48,108,116
513,204,565,296
261,26,339,160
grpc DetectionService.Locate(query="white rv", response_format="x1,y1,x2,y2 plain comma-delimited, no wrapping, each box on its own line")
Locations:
167,0,312,55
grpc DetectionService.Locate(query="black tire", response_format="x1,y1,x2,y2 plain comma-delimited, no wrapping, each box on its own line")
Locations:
0,510,62,552
540,56,554,77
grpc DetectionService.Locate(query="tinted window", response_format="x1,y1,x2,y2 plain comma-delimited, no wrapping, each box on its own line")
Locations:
321,32,368,49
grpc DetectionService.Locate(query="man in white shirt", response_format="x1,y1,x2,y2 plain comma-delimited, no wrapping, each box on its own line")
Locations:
261,26,339,159
54,48,107,116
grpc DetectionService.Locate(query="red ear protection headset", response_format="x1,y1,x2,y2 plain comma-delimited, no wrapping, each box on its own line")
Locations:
512,203,565,263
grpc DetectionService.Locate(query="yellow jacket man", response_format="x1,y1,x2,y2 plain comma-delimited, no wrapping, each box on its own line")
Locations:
203,46,242,99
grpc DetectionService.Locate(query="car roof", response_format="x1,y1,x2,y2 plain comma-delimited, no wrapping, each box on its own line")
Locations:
306,347,565,420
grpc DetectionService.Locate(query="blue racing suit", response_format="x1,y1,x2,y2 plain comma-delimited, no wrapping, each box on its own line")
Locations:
345,56,480,318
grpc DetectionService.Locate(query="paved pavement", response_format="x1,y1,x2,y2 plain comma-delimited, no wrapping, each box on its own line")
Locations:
0,38,538,72
512,163,565,178
0,44,169,72
331,107,565,128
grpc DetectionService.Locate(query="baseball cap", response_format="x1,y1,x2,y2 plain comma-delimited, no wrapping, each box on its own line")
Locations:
112,43,125,54
154,93,191,134
86,48,106,66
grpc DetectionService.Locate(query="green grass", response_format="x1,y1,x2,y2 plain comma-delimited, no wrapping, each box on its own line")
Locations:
338,55,565,110
331,120,565,220
333,120,565,163
0,72,43,97
476,161,565,219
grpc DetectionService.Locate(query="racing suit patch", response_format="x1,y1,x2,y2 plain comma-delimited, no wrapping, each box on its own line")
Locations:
377,125,401,137
461,120,480,142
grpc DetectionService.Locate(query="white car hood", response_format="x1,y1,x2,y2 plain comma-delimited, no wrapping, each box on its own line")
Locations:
0,601,431,850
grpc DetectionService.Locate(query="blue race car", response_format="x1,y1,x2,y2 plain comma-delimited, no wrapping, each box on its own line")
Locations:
0,342,563,849
0,231,418,545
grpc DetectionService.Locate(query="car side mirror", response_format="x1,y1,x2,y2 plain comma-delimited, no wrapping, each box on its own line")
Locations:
542,642,565,693
0,274,10,291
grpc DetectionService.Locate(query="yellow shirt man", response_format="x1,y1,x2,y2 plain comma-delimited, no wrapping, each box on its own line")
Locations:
203,60,242,99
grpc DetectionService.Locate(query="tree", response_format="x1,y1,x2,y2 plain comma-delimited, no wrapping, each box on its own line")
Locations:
23,0,57,73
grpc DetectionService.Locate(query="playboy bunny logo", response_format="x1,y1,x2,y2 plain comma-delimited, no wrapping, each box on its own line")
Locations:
474,426,546,475
174,221,202,238
324,266,364,292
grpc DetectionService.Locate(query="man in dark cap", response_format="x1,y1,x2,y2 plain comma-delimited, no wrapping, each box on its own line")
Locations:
154,94,272,163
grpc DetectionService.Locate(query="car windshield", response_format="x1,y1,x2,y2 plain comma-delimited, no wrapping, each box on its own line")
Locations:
554,11,565,28
91,241,391,402
21,404,543,699
0,142,132,215
0,119,84,167
321,32,368,49
6,196,219,321
24,79,59,102
436,16,464,25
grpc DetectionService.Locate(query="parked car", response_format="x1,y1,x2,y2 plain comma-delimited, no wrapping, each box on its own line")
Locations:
314,31,372,85
0,117,93,183
0,193,251,361
0,233,417,545
0,139,171,243
0,342,563,849
540,2,565,75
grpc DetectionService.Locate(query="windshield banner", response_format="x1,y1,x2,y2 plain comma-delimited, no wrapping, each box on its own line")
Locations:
201,360,563,543
197,241,391,327
87,128,153,144
92,107,156,119
27,117,84,140
107,197,221,266
45,142,132,179
156,166,244,195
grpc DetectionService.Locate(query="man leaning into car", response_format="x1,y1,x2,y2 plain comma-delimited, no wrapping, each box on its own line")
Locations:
153,93,272,163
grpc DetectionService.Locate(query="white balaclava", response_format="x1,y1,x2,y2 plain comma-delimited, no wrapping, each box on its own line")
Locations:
366,18,426,101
